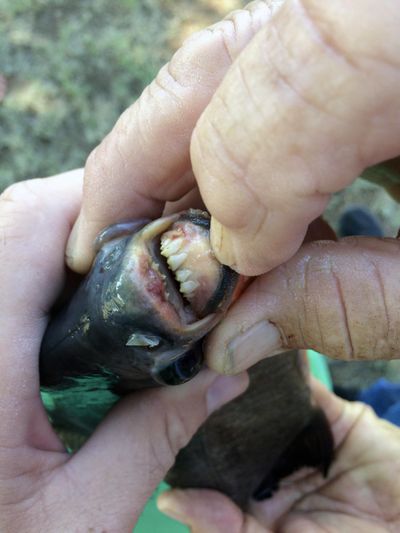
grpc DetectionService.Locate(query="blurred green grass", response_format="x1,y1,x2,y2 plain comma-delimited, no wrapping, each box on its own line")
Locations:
0,0,170,191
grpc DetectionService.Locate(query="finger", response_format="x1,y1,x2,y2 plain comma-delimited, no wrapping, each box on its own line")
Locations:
252,378,400,528
59,370,248,530
162,172,206,215
191,0,400,275
66,1,279,274
0,169,83,449
309,378,358,448
205,236,400,374
157,488,267,533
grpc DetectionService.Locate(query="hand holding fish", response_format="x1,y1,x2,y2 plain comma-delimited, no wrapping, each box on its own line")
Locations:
2,0,400,530
2,172,399,532
64,0,400,277
158,379,400,532
65,0,400,365
0,171,247,531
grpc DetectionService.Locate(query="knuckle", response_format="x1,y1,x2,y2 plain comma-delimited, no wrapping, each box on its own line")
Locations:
299,0,400,76
0,179,46,229
148,62,187,105
210,14,247,64
164,405,195,458
1,180,40,207
142,393,200,473
210,7,260,64
297,0,359,67
83,140,113,197
193,115,259,224
204,113,247,180
85,140,107,179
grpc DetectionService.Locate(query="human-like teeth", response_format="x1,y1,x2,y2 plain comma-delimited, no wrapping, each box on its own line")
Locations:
175,269,191,282
167,252,187,271
180,280,199,295
161,237,183,257
161,237,171,249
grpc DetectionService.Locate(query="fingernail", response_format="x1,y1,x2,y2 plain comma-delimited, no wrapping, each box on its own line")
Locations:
224,321,282,374
206,372,249,415
65,214,82,270
157,491,187,522
210,218,236,269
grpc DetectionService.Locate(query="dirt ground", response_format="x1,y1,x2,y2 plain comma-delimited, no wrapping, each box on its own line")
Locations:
1,0,399,390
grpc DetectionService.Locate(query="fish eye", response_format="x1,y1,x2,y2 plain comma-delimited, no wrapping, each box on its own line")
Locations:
155,349,203,385
126,333,161,349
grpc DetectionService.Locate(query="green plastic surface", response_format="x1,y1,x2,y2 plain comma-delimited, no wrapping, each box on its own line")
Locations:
307,350,333,390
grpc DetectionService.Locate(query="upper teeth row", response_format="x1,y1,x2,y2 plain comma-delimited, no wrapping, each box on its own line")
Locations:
161,237,199,298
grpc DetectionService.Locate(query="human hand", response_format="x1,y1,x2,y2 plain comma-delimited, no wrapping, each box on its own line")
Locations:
0,172,247,532
157,379,400,532
64,0,285,275
65,0,400,277
204,227,400,371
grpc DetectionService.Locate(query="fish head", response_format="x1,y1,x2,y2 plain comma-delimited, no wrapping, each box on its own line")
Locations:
96,210,239,387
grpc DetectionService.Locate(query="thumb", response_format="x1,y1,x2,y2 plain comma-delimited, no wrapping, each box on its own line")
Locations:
61,370,248,530
205,236,400,374
191,0,400,275
157,488,267,533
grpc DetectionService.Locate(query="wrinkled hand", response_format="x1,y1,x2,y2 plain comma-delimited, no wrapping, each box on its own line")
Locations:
63,0,400,364
0,172,247,532
66,0,400,277
205,230,400,372
157,379,400,532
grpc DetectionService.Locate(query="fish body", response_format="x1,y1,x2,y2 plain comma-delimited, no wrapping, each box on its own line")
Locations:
40,210,333,508
167,352,332,507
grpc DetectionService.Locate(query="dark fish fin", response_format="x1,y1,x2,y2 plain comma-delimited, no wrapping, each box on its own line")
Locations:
253,408,334,501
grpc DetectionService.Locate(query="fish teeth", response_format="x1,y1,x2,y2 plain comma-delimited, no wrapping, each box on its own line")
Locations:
175,268,191,283
180,280,199,295
167,252,187,271
160,237,172,250
161,237,183,257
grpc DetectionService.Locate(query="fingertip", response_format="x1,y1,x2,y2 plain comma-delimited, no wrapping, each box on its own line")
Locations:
210,218,237,269
206,371,250,414
211,218,290,276
206,318,283,375
157,489,188,523
210,219,261,276
65,214,94,274
157,488,244,532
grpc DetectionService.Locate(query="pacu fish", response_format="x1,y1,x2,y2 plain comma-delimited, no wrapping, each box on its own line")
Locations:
40,209,334,509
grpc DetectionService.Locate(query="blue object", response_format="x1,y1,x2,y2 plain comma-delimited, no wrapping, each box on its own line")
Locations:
338,206,384,238
358,378,400,426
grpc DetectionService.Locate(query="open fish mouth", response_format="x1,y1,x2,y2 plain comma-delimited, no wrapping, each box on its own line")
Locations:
135,209,238,331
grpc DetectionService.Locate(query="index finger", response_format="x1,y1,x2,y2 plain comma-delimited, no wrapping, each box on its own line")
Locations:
191,0,400,275
66,1,279,274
